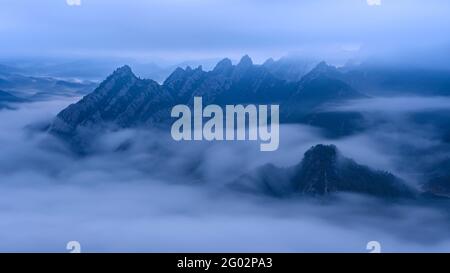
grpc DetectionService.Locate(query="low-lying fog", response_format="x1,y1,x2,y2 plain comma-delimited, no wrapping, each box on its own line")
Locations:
0,97,449,252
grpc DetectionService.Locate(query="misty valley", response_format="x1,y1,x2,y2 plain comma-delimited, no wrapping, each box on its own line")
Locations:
1,55,450,252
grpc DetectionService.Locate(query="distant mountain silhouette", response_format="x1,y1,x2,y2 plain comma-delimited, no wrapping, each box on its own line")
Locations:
0,90,27,103
282,62,367,137
0,90,27,109
338,63,450,96
0,66,96,99
233,144,416,199
262,56,318,82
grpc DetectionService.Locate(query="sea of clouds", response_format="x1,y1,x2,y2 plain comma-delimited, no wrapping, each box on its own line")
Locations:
0,97,449,252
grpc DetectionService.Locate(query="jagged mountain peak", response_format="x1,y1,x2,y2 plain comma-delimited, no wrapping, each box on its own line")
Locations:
262,58,275,66
185,65,202,72
303,61,339,79
164,66,197,86
301,144,338,168
213,58,233,72
293,144,341,195
111,65,136,78
173,67,186,74
315,61,330,68
237,55,253,67
262,56,319,82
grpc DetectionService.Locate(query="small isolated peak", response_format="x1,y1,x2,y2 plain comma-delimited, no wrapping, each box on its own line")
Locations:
163,67,187,85
116,65,132,73
263,58,275,67
311,61,338,74
237,55,253,67
313,61,331,71
213,58,233,72
301,61,339,82
316,61,329,68
174,67,185,73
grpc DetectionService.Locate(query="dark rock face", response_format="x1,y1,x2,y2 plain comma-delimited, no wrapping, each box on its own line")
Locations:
235,145,416,199
51,66,172,137
292,144,340,195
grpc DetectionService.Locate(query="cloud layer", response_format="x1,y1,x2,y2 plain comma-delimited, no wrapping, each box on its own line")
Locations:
0,97,449,252
367,0,381,6
66,0,81,6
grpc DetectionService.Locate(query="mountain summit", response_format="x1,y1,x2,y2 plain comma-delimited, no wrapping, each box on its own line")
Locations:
237,55,253,67
291,145,413,197
234,144,416,198
213,58,233,74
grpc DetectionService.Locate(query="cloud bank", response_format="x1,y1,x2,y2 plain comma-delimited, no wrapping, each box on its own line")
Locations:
367,0,381,6
66,0,81,6
0,97,449,252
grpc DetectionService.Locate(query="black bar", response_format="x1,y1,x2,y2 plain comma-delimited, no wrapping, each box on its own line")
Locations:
0,253,447,272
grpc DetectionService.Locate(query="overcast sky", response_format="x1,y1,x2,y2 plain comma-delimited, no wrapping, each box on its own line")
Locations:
1,0,450,63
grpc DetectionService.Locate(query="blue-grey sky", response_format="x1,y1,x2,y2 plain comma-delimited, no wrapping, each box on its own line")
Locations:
1,0,450,63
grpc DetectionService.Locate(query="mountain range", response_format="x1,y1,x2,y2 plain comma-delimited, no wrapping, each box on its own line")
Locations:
50,56,367,141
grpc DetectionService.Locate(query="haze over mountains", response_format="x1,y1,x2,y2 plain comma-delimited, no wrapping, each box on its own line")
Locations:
3,55,450,200
1,54,450,252
51,55,450,143
43,55,450,200
0,90,28,109
2,0,450,252
0,63,97,100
